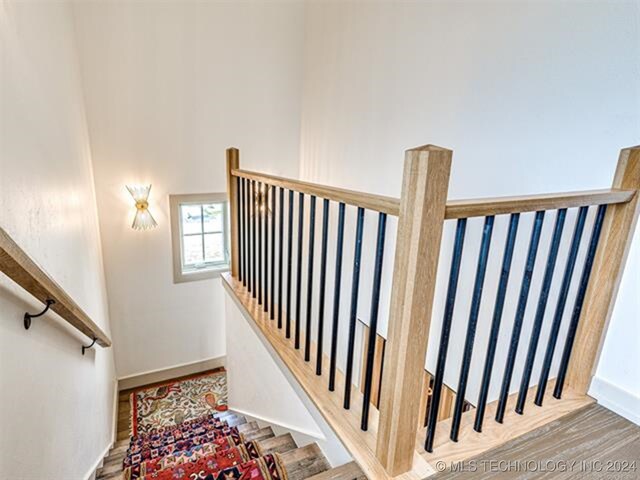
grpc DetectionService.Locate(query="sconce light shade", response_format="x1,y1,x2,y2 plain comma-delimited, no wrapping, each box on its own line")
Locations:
126,184,158,230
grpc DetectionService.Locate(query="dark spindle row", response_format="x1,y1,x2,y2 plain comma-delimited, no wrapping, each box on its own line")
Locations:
235,179,389,432
425,206,608,452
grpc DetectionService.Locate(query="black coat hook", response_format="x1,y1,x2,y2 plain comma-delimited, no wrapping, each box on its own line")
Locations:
82,337,97,355
24,299,55,330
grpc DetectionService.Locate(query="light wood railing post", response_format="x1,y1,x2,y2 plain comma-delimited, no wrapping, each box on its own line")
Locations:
566,145,640,394
226,147,240,278
376,145,452,475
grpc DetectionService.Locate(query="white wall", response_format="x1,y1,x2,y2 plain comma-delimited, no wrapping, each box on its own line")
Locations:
0,2,116,478
299,1,639,416
225,292,351,466
72,1,305,378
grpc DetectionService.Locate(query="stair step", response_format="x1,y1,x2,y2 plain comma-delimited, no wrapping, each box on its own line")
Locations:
242,426,275,442
103,451,126,466
97,470,123,480
256,433,297,455
307,462,367,480
278,444,331,480
225,414,246,428
96,459,123,478
237,420,259,433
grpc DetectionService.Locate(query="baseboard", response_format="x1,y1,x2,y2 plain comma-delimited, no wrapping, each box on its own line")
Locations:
118,355,226,391
83,441,113,480
590,376,640,425
229,406,326,440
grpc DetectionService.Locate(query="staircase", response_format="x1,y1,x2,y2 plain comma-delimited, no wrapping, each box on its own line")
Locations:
96,409,365,480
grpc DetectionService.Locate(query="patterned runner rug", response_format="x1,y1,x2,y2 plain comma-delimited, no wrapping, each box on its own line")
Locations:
131,369,228,436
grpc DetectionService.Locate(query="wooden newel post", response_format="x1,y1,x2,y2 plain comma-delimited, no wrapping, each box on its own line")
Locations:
376,145,452,475
226,148,240,278
566,145,640,394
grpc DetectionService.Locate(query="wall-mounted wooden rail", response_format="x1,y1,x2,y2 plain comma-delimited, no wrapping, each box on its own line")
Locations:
0,227,111,348
223,144,639,478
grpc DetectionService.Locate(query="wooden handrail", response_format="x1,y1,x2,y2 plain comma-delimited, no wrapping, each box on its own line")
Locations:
232,168,635,219
231,168,401,216
445,188,636,219
0,227,111,347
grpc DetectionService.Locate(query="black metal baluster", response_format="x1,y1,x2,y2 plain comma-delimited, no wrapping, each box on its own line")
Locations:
236,177,242,282
535,207,588,405
243,178,248,287
316,199,330,375
295,192,305,349
258,183,263,305
554,204,607,399
251,181,257,297
516,209,567,414
450,216,495,442
264,185,269,313
495,211,545,423
278,187,284,329
329,203,346,391
286,190,294,339
361,213,387,431
474,214,520,432
425,219,467,453
270,186,276,320
343,207,365,409
305,196,317,361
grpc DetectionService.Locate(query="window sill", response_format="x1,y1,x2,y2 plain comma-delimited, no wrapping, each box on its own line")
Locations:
173,266,229,284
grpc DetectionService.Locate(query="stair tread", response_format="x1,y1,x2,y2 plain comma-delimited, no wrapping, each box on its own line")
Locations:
96,460,122,477
242,426,275,442
97,470,123,480
278,444,331,480
256,433,297,455
307,462,367,480
237,420,259,433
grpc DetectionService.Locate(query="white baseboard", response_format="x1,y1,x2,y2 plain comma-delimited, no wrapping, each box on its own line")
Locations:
118,355,226,391
590,376,640,425
83,440,113,480
84,378,119,480
229,406,326,441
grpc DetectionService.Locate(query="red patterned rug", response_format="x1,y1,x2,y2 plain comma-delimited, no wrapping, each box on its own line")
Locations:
131,369,228,436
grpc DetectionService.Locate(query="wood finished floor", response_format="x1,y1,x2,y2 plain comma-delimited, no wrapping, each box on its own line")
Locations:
432,403,640,479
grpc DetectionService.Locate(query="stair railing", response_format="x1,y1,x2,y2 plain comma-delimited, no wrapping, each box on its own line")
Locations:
0,227,112,351
223,145,639,478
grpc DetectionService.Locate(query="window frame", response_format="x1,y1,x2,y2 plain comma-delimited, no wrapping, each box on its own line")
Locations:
169,192,230,283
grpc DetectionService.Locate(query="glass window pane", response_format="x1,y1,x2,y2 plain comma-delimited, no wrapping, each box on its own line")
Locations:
203,203,224,233
183,234,204,267
181,205,203,235
204,233,225,263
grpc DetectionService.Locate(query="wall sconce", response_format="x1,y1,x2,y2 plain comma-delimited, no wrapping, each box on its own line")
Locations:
254,184,271,216
126,185,158,230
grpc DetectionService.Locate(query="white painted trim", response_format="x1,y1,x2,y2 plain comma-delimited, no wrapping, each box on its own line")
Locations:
230,406,326,441
111,377,119,443
118,355,226,380
224,285,352,467
118,355,226,390
83,441,113,480
590,376,640,426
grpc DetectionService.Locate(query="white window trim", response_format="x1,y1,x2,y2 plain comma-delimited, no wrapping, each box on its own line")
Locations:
169,192,230,283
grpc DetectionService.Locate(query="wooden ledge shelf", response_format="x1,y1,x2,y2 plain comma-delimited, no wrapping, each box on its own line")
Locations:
222,273,433,480
0,227,111,347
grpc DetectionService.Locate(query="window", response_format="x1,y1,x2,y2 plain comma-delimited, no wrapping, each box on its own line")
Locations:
170,193,229,283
